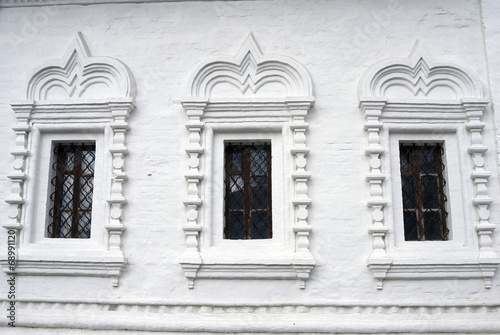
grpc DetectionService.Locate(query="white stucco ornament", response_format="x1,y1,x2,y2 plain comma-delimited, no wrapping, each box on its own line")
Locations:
2,32,136,287
359,41,499,289
180,33,316,289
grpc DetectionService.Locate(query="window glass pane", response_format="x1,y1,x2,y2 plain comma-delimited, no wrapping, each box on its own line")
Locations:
78,211,92,238
423,211,444,240
224,142,272,239
419,146,438,174
228,212,245,239
399,143,448,241
401,175,416,209
251,212,269,239
58,211,73,238
231,150,242,172
251,176,269,209
64,150,75,171
251,147,268,174
403,211,419,241
81,149,95,174
421,175,440,208
80,177,93,209
48,143,95,238
61,175,74,208
228,175,244,209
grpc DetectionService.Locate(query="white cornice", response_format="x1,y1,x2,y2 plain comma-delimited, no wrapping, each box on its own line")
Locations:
0,0,260,8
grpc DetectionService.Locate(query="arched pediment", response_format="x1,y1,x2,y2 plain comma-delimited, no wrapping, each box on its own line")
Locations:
25,32,135,100
188,33,313,98
359,41,484,100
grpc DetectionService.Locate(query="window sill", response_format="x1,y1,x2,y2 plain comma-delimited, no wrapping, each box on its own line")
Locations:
180,255,315,289
1,246,127,286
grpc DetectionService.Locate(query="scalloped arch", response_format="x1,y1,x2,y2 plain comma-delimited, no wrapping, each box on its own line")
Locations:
25,32,135,100
188,33,313,98
359,41,484,100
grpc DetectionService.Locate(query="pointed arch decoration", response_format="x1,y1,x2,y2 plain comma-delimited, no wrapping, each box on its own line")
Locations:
359,42,499,289
2,32,136,286
189,33,313,98
359,42,484,100
180,33,316,289
25,32,135,100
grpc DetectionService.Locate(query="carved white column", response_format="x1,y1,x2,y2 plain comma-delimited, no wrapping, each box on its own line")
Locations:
4,102,33,244
360,99,391,289
463,100,499,288
287,99,315,289
180,99,207,288
106,101,134,286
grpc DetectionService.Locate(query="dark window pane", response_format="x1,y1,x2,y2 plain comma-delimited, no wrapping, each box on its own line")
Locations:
228,212,245,239
423,211,444,241
401,175,416,209
421,176,440,208
251,212,269,239
419,146,438,174
48,143,95,238
403,211,419,241
224,142,272,239
251,177,269,209
399,143,448,241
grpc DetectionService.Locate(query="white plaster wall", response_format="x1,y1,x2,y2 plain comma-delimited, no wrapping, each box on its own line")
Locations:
0,0,499,333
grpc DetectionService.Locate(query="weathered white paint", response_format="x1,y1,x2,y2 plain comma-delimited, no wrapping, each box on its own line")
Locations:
0,0,499,333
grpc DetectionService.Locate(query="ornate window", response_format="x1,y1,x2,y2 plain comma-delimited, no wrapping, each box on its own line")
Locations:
1,32,136,286
180,33,316,288
359,42,500,289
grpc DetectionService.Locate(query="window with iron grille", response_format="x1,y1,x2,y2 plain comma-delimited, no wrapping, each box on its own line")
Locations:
47,143,95,238
399,143,449,241
224,142,272,240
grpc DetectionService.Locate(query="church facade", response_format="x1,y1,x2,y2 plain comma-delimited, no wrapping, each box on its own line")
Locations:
1,0,500,333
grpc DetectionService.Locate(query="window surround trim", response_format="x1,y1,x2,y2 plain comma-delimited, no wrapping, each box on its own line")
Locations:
358,41,500,289
1,32,135,287
180,33,315,289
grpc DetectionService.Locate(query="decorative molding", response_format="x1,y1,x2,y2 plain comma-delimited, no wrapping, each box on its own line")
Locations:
0,0,222,8
359,41,484,100
189,33,313,98
25,32,135,100
359,41,499,289
4,298,500,333
180,33,315,289
2,32,136,286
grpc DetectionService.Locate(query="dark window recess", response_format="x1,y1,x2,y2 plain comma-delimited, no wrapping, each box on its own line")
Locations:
224,142,272,239
400,143,449,241
48,143,95,238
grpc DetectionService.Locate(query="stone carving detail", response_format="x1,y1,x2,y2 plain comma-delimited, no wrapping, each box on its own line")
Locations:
181,33,315,288
2,32,135,286
359,42,499,289
189,33,312,98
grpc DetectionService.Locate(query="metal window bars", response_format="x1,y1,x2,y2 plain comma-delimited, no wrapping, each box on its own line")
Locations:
399,143,449,241
224,142,272,239
48,143,95,238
